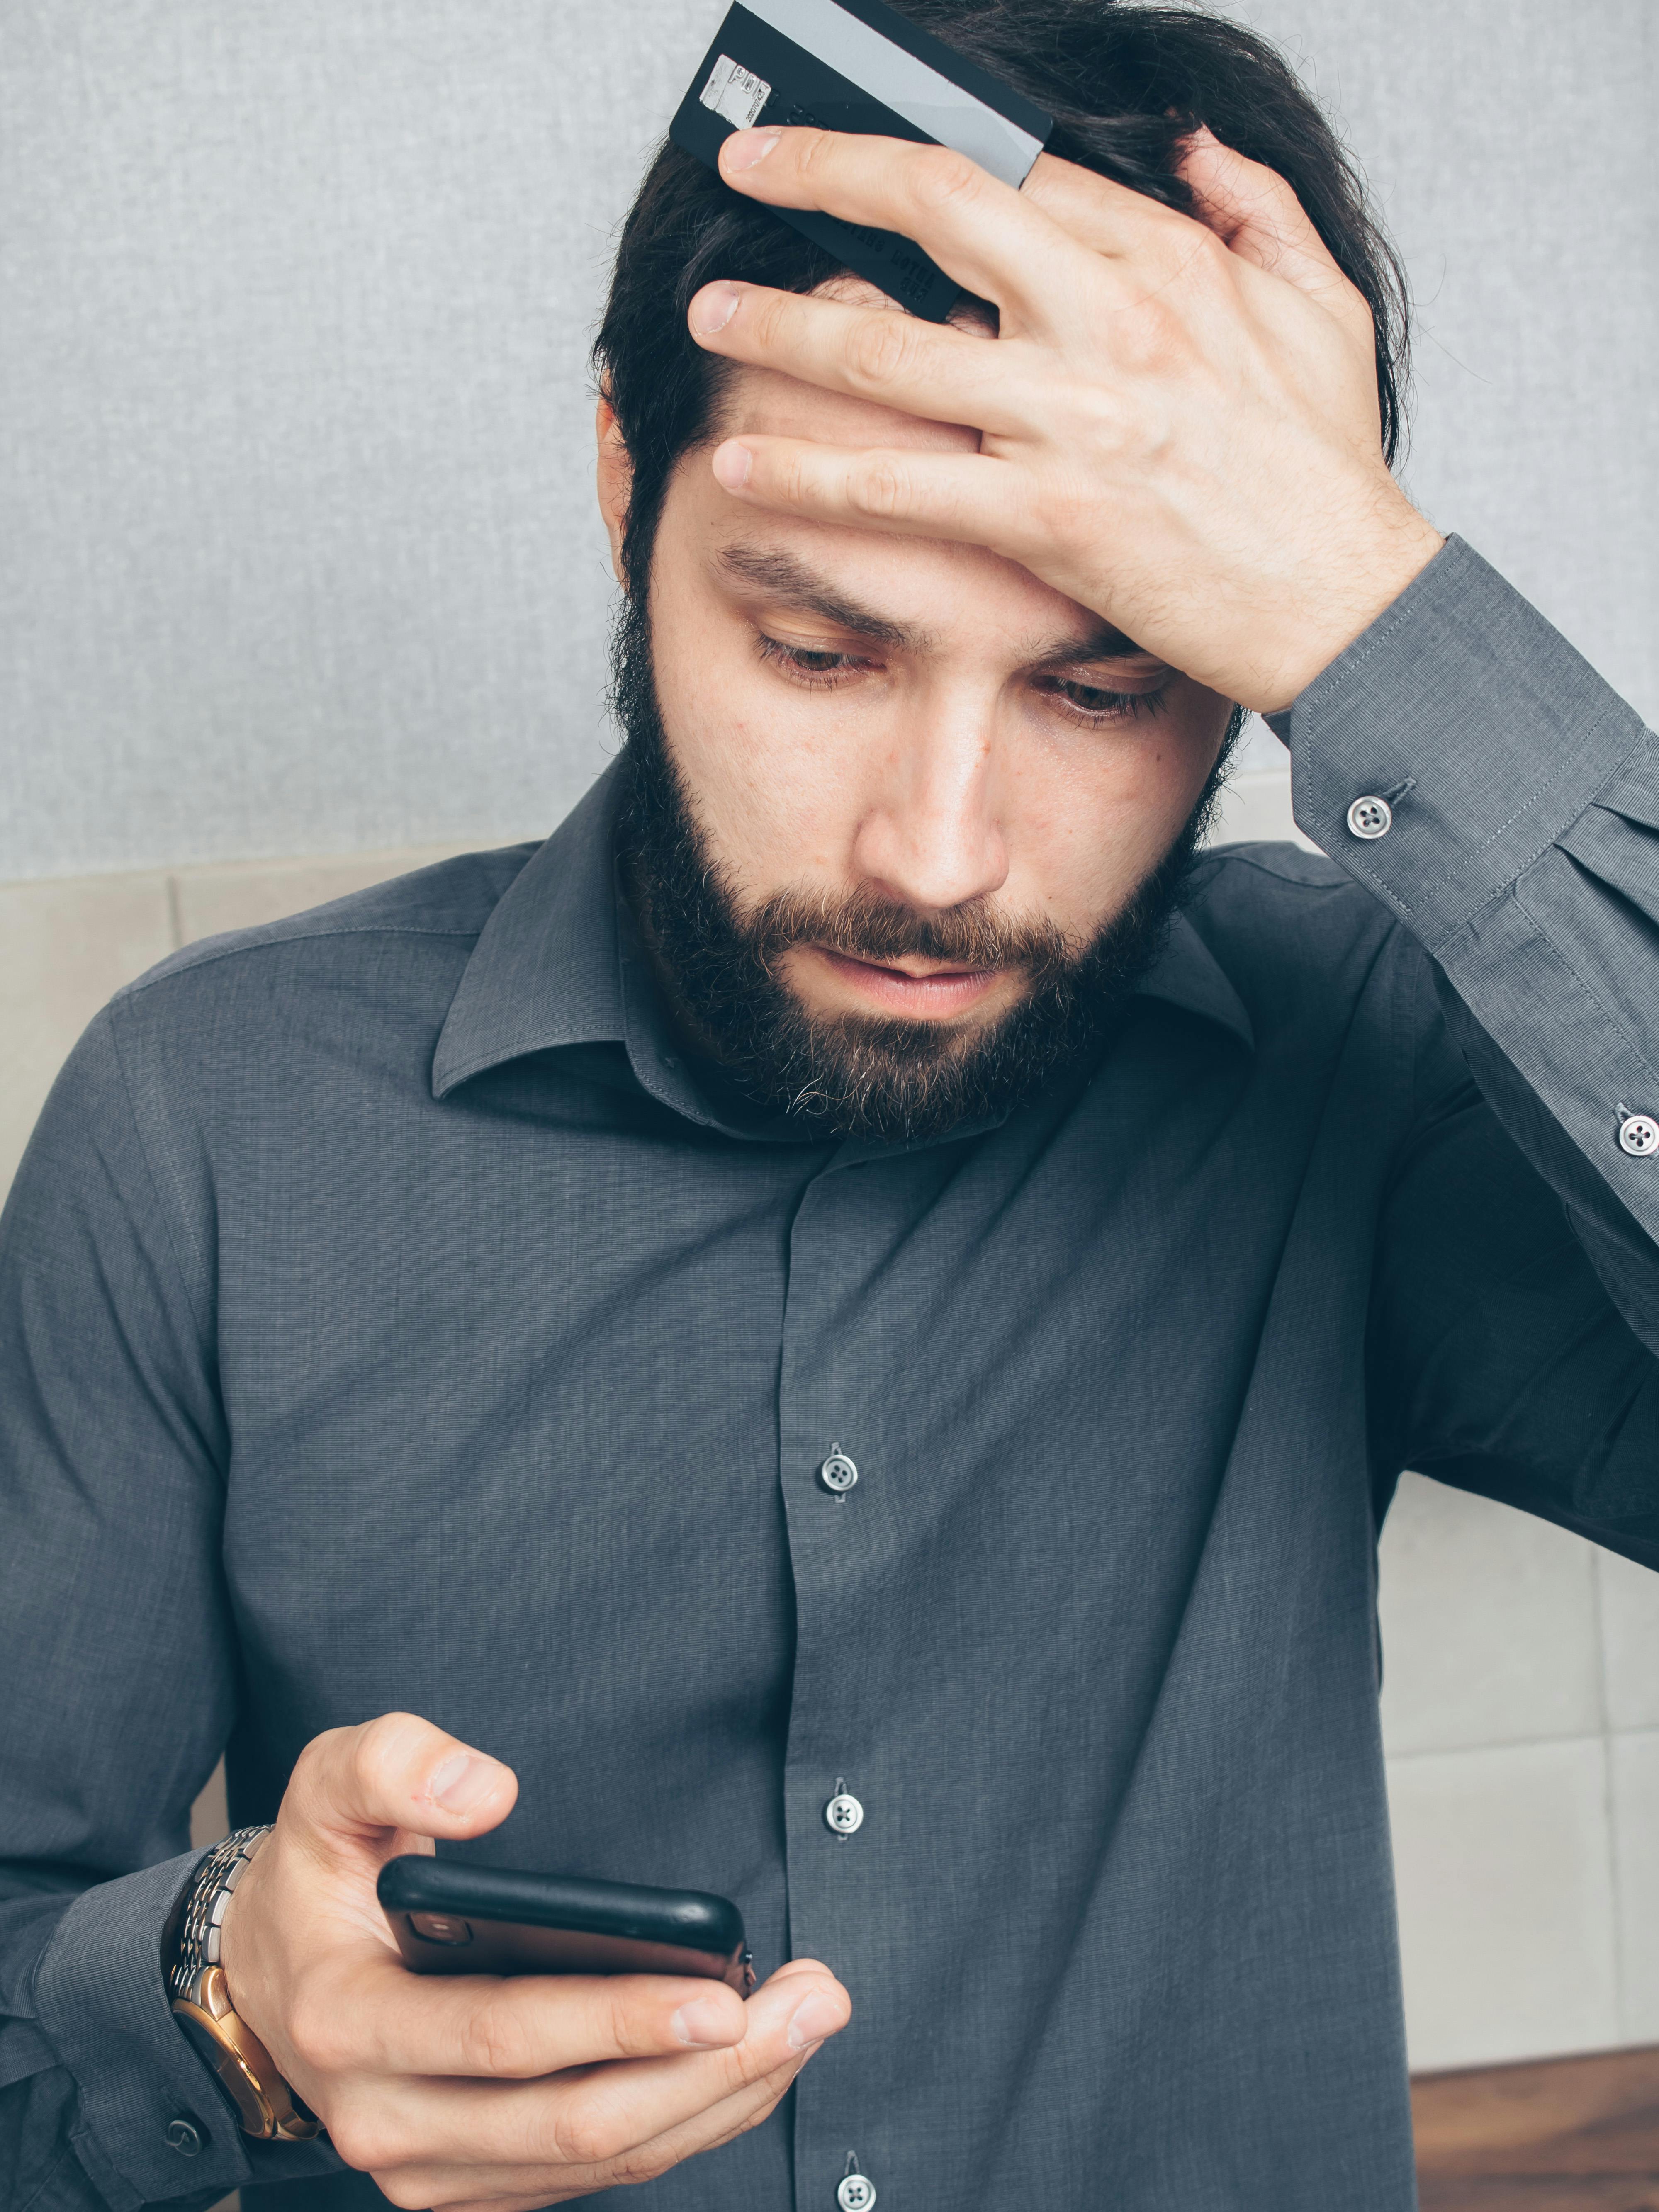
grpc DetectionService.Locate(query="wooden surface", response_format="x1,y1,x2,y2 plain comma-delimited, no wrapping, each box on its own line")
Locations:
1413,2046,1659,2210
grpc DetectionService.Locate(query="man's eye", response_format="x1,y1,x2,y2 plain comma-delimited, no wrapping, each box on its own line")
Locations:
1036,673,1170,723
757,636,868,687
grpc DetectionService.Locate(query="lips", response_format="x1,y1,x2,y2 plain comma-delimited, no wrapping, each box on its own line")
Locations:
812,946,1006,1019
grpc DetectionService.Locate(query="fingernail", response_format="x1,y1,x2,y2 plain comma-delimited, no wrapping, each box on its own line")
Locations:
721,127,781,171
428,1752,500,1813
787,1991,843,2049
711,442,753,492
689,282,742,337
673,1993,738,2047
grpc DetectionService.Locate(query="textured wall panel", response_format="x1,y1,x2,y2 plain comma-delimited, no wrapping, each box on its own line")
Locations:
1,0,1652,878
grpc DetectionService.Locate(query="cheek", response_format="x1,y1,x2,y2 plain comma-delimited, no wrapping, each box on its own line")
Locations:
1004,693,1225,921
646,600,861,886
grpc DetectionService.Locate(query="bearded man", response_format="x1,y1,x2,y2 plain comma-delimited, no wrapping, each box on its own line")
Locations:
3,4,1656,2210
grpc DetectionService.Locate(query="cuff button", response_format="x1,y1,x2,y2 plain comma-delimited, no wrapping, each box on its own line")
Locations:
165,2119,204,2157
1618,1112,1659,1157
1346,795,1394,840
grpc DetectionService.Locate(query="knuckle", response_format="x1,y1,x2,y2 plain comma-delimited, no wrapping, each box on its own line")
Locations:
547,2099,626,2171
851,457,910,522
289,1722,348,1783
355,1709,419,1782
458,1992,536,2078
909,147,982,213
847,314,915,391
600,1982,656,2059
793,126,834,181
328,2107,394,2174
603,2141,671,2189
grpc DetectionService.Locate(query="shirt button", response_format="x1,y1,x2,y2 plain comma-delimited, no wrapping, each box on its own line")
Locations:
1619,1112,1659,1157
819,1446,859,1497
1346,795,1393,840
825,1789,865,1835
838,2173,878,2210
165,2119,203,2157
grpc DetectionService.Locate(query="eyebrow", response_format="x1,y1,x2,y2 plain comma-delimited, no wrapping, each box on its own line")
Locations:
714,544,921,650
713,542,1154,666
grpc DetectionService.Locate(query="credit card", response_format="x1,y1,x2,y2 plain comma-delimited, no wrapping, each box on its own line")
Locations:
669,0,1052,321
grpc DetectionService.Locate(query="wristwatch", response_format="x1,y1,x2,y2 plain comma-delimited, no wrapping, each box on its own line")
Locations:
168,1826,323,2142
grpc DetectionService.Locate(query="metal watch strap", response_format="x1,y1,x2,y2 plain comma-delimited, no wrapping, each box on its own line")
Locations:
170,1825,271,2000
170,1824,322,2141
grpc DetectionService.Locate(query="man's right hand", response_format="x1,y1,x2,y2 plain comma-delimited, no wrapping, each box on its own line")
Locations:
216,1712,851,2210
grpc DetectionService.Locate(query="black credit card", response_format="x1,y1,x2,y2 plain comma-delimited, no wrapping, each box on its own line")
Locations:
669,0,1052,321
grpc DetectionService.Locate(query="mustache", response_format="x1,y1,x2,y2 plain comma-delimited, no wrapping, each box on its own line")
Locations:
745,886,1076,980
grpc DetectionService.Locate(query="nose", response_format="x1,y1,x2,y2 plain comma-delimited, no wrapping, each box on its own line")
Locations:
849,684,1009,916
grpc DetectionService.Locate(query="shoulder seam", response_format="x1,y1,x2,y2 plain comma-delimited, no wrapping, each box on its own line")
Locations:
101,1004,214,1339
118,922,483,1002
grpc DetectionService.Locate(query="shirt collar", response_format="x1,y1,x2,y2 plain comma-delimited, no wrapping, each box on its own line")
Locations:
432,764,1254,1109
1133,909,1255,1052
431,761,630,1100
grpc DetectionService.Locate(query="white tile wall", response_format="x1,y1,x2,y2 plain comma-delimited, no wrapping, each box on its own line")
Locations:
4,831,1658,2076
1610,1731,1659,2043
1378,1472,1603,1757
1599,1551,1659,1734
1387,1736,1620,2069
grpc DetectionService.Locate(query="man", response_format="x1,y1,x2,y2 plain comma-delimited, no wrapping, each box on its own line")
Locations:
2,0,1656,2207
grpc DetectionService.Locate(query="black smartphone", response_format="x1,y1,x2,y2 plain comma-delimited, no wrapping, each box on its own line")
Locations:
377,1857,756,1994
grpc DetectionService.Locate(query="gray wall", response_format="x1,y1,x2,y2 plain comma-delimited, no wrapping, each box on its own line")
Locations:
2,0,1654,882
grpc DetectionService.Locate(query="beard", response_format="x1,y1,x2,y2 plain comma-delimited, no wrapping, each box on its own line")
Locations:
611,588,1225,1143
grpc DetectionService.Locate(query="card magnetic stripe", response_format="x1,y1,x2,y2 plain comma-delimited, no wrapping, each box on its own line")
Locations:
743,0,1048,186
669,0,1052,322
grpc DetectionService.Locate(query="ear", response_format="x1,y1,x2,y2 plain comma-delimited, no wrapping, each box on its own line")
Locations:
595,395,632,588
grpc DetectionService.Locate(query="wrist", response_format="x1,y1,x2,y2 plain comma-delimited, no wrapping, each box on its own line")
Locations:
169,1826,321,2143
1260,498,1445,717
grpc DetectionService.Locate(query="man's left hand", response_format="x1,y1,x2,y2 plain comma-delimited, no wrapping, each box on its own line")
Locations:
686,125,1444,715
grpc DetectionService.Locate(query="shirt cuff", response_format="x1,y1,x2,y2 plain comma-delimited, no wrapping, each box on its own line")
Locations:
1272,535,1648,953
30,1850,252,2209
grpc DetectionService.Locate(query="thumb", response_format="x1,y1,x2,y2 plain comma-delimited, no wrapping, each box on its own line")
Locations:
281,1711,518,1863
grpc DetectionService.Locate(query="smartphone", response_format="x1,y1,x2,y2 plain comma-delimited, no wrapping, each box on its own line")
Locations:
377,1856,756,1994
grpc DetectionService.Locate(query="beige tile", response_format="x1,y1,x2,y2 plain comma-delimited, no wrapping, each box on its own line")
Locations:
171,842,485,946
1204,768,1322,853
1378,1472,1603,1757
1609,1730,1659,2042
1597,1550,1659,1732
0,873,176,1201
189,1758,229,1851
1387,1736,1618,2070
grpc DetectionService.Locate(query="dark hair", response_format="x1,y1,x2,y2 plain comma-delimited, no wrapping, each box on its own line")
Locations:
594,0,1409,592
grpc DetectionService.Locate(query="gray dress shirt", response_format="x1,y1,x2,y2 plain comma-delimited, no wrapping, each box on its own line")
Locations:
3,538,1658,2212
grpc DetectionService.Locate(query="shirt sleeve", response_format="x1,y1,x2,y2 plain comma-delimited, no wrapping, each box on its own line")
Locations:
0,1006,255,2210
1276,536,1659,1335
1271,536,1659,1550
